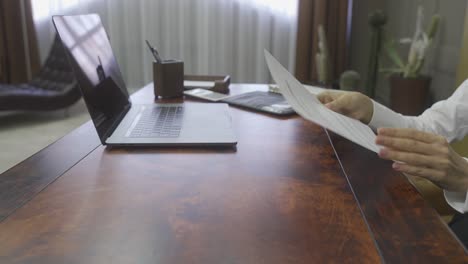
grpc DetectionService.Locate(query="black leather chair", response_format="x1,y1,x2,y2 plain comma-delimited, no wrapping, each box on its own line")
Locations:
0,35,81,111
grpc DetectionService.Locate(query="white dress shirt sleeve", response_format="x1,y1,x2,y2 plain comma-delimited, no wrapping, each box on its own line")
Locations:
368,80,468,213
444,189,468,214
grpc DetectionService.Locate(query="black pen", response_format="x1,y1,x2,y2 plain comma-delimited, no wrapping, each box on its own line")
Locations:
145,40,163,63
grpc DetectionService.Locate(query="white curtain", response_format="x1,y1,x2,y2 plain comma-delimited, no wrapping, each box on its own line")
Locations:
32,0,298,90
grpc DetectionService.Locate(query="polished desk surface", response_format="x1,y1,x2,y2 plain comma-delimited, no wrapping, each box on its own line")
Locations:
0,84,466,263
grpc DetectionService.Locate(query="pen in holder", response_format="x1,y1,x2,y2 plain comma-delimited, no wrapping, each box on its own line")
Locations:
153,60,184,98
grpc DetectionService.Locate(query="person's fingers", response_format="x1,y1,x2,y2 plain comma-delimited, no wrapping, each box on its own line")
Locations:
378,148,446,168
324,95,350,114
375,136,444,155
317,91,372,123
317,91,338,104
377,128,446,145
392,162,442,182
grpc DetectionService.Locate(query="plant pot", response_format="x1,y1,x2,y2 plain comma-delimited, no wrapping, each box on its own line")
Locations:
390,75,431,116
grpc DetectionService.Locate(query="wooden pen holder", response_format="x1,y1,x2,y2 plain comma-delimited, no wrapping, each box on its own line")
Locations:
153,60,184,98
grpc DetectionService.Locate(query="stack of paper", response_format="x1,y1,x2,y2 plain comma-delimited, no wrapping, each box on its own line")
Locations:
264,50,379,153
269,84,325,95
184,80,215,89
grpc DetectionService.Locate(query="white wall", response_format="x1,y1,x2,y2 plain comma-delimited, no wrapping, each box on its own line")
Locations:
351,0,467,104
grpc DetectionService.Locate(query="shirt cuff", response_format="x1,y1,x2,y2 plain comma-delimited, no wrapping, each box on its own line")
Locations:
444,190,468,213
368,100,405,130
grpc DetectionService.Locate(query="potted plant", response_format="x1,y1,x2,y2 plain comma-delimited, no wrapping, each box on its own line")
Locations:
382,6,440,115
366,10,388,98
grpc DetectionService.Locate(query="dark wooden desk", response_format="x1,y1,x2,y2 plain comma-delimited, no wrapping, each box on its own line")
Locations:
0,84,466,263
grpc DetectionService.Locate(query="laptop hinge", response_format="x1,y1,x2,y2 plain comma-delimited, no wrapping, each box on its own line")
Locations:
103,103,132,142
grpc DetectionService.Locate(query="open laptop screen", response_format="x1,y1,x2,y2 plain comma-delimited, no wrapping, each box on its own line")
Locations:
53,14,130,142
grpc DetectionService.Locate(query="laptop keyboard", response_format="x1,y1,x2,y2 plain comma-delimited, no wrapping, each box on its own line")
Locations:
128,106,184,138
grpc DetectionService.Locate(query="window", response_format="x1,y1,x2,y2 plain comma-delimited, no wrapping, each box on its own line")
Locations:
243,0,298,17
32,0,83,21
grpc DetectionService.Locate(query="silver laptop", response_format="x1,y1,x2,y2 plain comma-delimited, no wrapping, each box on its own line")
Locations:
53,14,237,147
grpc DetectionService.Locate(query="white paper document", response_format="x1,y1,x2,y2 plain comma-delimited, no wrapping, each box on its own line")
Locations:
304,85,326,95
184,80,215,89
264,50,379,153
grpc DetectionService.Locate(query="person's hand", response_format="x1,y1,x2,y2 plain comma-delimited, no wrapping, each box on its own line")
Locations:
317,91,373,124
376,128,468,192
